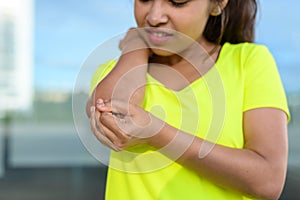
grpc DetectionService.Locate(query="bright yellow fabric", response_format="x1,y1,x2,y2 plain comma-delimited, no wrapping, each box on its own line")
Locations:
90,42,290,200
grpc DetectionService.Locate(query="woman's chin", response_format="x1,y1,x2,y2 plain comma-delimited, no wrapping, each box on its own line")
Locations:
150,48,176,57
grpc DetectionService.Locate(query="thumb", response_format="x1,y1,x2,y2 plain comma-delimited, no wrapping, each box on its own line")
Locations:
96,99,112,112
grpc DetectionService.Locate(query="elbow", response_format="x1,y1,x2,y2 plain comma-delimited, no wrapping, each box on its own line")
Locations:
253,183,284,200
86,98,93,118
248,174,286,200
245,155,287,200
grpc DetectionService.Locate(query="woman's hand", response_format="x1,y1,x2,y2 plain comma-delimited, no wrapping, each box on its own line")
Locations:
90,106,121,151
90,99,165,151
119,28,151,56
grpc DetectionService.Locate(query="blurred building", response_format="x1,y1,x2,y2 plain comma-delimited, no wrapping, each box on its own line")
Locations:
0,0,34,116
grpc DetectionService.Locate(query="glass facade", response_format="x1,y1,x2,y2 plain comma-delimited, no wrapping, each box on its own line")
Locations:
0,16,16,111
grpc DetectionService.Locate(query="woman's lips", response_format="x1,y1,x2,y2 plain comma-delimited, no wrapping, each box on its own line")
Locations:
145,28,173,45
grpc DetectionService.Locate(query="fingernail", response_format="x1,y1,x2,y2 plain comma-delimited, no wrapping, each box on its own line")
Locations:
96,99,105,107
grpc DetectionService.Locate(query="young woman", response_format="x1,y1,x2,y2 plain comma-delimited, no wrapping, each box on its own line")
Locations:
87,0,290,199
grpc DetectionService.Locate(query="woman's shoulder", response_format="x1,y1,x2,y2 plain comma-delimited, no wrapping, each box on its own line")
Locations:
222,42,270,55
220,42,273,63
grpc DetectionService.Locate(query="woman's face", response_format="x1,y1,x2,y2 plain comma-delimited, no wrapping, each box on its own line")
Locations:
134,0,214,56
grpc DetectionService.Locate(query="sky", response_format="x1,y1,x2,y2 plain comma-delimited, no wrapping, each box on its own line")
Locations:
34,0,300,93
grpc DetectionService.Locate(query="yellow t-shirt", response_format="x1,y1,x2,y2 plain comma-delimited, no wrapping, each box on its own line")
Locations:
90,42,290,200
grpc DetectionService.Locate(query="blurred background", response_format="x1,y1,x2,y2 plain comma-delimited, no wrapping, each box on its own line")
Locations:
0,0,299,199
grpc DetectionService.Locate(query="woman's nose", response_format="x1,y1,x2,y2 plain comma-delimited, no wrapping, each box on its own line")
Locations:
146,1,168,26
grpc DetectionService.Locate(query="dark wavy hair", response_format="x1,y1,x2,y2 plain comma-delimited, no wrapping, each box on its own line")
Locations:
204,0,258,45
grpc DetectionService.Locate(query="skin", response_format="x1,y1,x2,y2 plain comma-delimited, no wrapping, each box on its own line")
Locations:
135,0,214,58
88,0,288,199
86,28,150,117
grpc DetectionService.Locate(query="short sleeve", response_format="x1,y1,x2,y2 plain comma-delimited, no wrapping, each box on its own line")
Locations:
89,59,117,96
242,45,290,120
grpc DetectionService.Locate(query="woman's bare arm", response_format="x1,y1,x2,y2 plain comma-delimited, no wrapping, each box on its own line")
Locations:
95,101,288,199
148,108,288,199
86,29,150,117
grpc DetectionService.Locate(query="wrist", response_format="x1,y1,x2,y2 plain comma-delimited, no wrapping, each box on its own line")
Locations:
121,48,150,63
147,121,175,149
122,45,150,57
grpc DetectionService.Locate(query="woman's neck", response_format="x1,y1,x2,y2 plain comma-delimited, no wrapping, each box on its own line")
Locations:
149,40,220,67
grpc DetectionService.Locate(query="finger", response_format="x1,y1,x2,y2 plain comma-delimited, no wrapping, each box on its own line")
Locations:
93,110,122,151
95,110,122,145
90,107,115,148
99,100,148,137
90,106,120,151
96,99,130,119
99,122,127,149
100,112,132,141
96,99,113,112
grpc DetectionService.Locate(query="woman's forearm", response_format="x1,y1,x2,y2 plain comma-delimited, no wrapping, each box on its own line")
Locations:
86,50,148,118
91,28,150,107
93,49,149,106
149,109,288,199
